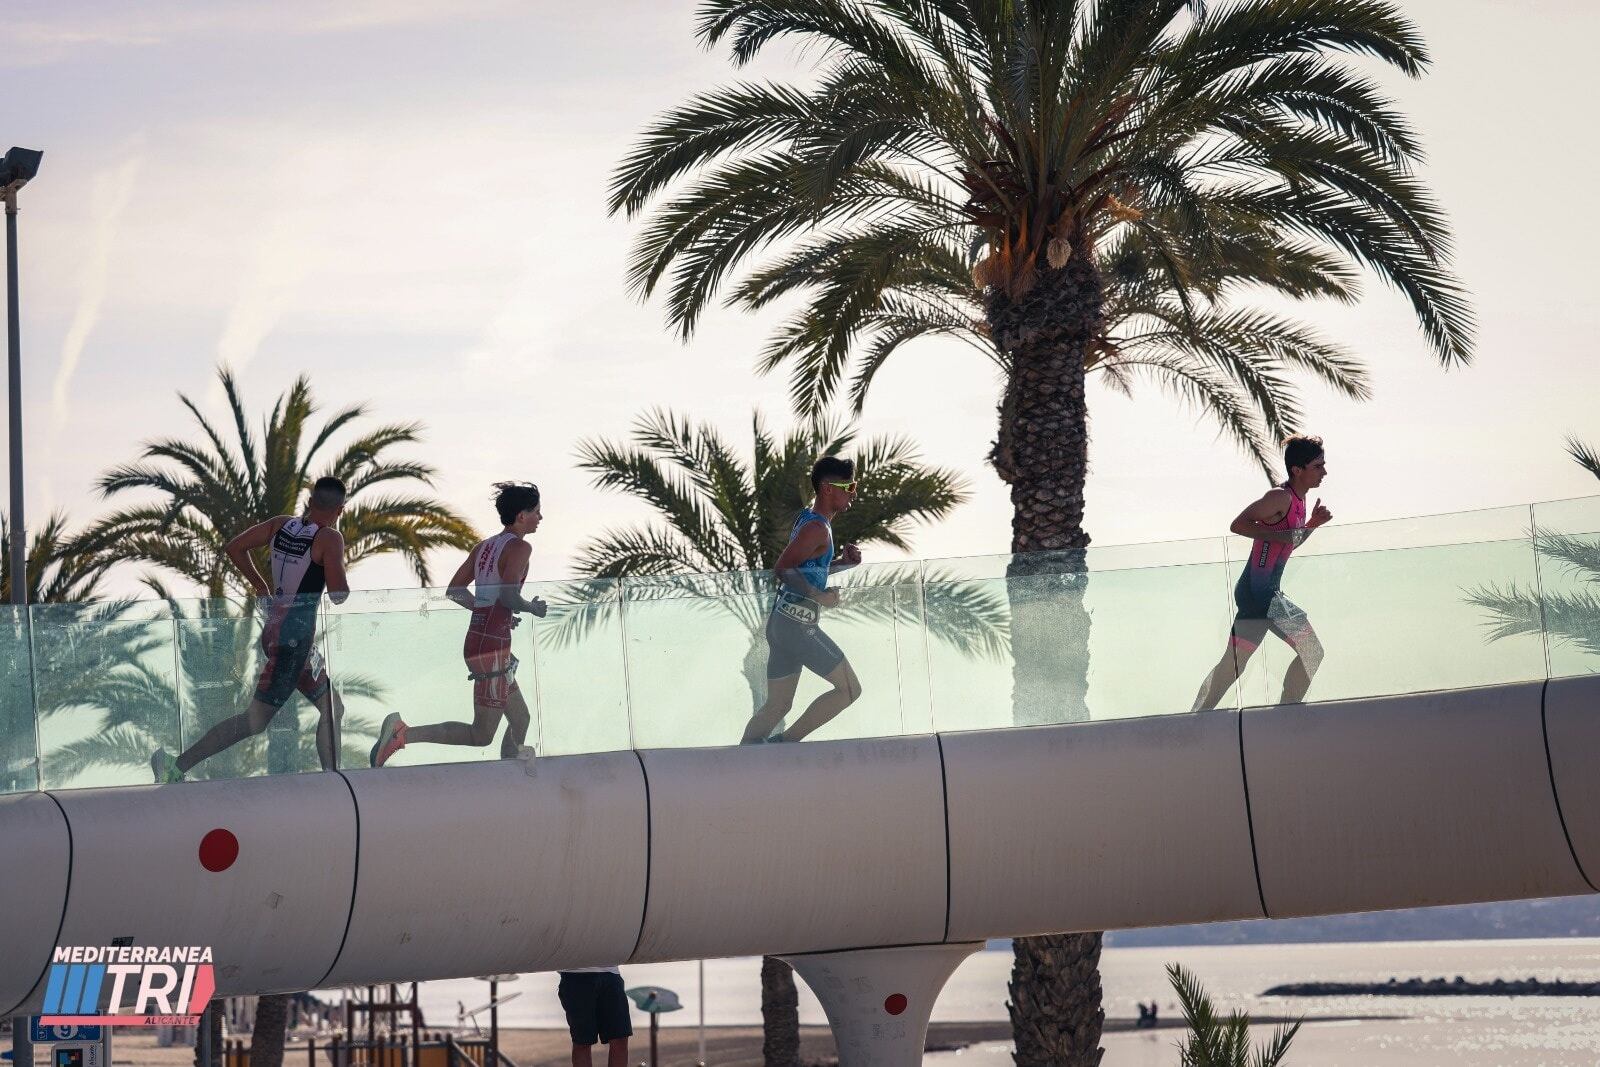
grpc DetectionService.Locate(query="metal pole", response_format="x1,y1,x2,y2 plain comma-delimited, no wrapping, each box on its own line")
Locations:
11,1015,33,1067
697,962,705,1067
486,983,497,1067
5,192,25,607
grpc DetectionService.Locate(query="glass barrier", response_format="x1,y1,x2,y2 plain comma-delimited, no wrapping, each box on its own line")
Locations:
0,495,1593,794
1528,495,1600,679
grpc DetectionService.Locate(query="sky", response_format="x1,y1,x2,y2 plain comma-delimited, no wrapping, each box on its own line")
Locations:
4,0,1599,596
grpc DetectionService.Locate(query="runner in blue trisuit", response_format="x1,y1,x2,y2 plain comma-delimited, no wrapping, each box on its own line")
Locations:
740,456,863,744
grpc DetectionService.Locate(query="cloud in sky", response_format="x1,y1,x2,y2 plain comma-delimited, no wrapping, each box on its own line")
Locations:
52,149,145,427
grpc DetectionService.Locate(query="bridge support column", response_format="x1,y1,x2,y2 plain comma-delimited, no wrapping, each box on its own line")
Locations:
781,942,983,1067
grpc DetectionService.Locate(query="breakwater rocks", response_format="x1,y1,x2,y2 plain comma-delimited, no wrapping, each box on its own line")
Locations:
1264,976,1600,997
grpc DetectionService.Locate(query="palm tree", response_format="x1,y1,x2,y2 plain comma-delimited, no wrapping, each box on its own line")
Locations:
82,365,476,596
572,408,1005,1067
610,3,1471,1062
0,513,109,604
1167,963,1299,1067
1468,437,1600,663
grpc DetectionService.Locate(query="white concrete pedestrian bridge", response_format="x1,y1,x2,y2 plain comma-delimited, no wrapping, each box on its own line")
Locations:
3,496,1598,1063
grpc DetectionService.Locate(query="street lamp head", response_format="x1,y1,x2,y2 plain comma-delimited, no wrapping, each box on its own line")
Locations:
0,147,43,197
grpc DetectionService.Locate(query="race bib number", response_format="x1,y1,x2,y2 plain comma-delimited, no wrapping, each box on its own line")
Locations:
775,591,819,626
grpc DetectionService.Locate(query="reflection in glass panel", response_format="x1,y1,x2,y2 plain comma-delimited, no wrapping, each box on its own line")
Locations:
1527,496,1600,679
524,578,631,756
1243,537,1547,707
0,606,38,793
33,599,182,790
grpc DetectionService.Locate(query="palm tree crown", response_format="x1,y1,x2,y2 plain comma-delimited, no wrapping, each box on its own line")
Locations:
82,366,477,595
612,0,1469,477
1,513,108,604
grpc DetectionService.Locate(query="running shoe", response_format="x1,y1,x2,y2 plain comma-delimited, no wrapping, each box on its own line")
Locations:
150,748,184,784
764,732,789,744
370,712,408,768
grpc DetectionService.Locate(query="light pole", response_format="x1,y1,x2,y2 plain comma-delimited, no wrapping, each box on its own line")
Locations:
1,147,42,607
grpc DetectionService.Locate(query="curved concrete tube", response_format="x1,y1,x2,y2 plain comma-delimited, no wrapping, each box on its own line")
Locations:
0,793,70,1015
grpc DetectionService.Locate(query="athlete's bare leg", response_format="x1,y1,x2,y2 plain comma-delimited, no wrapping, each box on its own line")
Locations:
780,659,862,741
406,700,506,750
499,686,531,758
1279,625,1325,705
1191,641,1257,713
742,674,800,743
175,698,280,774
314,689,344,771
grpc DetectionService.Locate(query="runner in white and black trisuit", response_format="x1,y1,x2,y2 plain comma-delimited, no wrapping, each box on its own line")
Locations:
368,482,547,767
1191,435,1332,711
739,456,863,744
151,477,351,781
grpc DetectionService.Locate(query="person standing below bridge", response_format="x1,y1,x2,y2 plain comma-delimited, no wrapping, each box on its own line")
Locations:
1192,435,1332,711
557,966,631,1067
740,456,863,744
370,482,546,767
152,476,350,781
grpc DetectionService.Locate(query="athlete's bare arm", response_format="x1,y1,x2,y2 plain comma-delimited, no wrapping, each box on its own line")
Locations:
830,543,863,573
776,522,839,607
225,517,285,596
1229,489,1331,545
445,548,478,612
495,538,547,618
314,528,350,605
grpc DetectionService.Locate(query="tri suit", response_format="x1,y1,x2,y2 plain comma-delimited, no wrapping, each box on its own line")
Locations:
1230,486,1313,651
255,516,332,708
465,531,522,709
765,508,845,679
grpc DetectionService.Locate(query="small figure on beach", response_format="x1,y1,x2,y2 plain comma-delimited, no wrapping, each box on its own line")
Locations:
1136,1001,1159,1028
371,482,547,767
151,477,351,781
557,966,632,1067
740,456,863,744
1192,435,1332,711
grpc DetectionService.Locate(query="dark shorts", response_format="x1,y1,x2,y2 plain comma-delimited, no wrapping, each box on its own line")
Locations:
765,606,845,680
255,622,330,709
557,972,632,1046
1230,572,1313,651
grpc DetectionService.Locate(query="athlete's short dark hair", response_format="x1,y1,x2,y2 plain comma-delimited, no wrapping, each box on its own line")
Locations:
1283,435,1324,478
494,481,541,526
810,456,855,492
309,476,346,509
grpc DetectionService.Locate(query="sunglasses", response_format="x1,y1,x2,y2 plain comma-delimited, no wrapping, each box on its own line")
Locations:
825,480,859,493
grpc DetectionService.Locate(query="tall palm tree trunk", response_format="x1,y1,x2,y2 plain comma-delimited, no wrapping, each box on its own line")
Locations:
989,255,1106,1066
760,955,801,1067
249,994,290,1067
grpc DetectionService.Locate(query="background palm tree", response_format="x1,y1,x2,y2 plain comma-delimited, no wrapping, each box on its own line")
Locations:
82,365,476,596
572,408,1005,1067
0,513,109,604
611,2,1471,1062
1167,963,1299,1067
1468,437,1600,662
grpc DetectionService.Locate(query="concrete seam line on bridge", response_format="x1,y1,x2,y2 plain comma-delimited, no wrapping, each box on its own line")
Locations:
936,732,953,945
1236,709,1271,920
314,770,364,990
627,748,653,963
3,791,73,1018
1539,678,1599,893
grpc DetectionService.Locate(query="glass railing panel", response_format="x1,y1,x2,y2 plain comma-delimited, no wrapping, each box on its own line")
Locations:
32,598,183,789
1237,536,1547,707
924,557,1236,731
1529,495,1600,679
521,578,631,756
620,568,920,748
324,586,501,769
1290,502,1532,556
0,605,39,793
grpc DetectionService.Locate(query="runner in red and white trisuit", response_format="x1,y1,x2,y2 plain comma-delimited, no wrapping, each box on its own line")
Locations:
369,482,547,767
151,476,351,782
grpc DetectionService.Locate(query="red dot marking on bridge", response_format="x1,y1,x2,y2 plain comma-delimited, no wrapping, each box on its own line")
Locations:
884,994,907,1016
198,829,239,872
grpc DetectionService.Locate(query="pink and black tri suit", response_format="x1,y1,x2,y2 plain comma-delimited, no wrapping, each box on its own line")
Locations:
464,531,522,709
1230,486,1313,651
